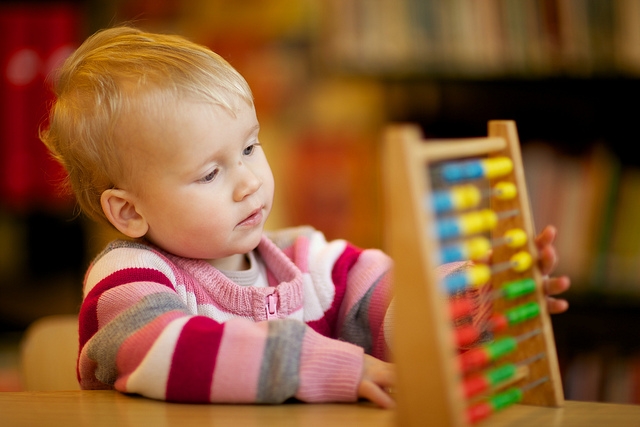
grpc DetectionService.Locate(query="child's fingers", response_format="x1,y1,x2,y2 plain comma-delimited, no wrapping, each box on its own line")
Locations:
537,245,558,275
544,276,571,296
358,381,396,409
359,355,396,408
546,296,569,314
533,226,559,275
543,275,571,314
535,225,557,247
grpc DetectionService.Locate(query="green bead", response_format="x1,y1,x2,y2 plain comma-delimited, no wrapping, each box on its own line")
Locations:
485,337,517,360
502,278,536,299
490,388,523,411
486,364,517,386
505,301,540,324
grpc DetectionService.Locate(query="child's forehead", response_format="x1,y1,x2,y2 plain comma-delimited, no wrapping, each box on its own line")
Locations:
115,96,251,150
128,100,245,137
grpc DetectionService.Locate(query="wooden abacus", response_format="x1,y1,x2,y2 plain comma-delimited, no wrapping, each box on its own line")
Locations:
382,120,564,426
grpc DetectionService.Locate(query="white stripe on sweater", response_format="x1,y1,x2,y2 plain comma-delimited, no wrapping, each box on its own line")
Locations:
124,316,190,400
84,246,177,296
305,233,346,318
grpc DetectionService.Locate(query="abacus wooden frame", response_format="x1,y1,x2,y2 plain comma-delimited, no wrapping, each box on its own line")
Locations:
382,120,564,427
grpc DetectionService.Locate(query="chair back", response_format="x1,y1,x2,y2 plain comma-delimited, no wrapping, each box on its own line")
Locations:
20,314,80,391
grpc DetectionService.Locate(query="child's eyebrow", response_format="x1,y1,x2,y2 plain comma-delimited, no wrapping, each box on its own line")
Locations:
192,123,261,172
246,123,260,138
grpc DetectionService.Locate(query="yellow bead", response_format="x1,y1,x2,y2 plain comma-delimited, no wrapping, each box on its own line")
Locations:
459,209,498,235
483,157,513,179
493,182,517,200
468,264,492,287
480,209,498,229
504,229,527,248
510,251,532,272
465,237,491,260
451,185,482,210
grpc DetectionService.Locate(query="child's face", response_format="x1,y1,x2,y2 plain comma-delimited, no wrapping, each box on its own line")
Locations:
120,98,274,265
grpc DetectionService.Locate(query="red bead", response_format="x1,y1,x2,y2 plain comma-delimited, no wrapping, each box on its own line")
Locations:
467,402,492,424
459,348,489,373
455,324,481,347
463,375,490,399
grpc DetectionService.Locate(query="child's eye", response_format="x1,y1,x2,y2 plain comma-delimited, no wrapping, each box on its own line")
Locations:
243,143,260,156
199,169,218,183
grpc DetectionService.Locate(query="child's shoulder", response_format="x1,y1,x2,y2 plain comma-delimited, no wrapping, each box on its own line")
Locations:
89,238,172,272
95,238,156,258
84,238,175,296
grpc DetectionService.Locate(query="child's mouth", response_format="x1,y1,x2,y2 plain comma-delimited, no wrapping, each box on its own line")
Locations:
238,208,263,227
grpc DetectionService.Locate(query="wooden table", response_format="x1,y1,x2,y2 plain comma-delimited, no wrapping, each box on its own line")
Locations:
1,390,640,427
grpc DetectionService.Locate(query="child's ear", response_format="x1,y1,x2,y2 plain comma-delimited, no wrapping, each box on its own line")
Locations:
100,189,149,238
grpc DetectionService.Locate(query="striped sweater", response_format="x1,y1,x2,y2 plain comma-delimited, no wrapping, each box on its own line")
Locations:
78,226,394,404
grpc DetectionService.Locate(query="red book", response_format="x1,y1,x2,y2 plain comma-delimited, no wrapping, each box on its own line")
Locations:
0,3,82,210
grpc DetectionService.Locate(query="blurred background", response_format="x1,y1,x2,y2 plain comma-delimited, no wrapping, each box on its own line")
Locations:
2,0,640,403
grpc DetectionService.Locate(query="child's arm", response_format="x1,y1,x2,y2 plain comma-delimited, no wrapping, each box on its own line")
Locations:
78,244,365,404
269,227,395,362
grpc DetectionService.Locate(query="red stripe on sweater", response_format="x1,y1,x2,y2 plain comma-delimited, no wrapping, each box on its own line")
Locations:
79,268,174,349
166,316,223,402
308,243,362,337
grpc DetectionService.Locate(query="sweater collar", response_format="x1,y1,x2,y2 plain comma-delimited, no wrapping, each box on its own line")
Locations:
163,235,304,319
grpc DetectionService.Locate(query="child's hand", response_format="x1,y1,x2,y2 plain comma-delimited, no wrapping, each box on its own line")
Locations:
535,225,571,314
358,354,396,409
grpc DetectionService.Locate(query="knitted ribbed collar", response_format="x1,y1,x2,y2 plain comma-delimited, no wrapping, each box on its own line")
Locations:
162,235,305,319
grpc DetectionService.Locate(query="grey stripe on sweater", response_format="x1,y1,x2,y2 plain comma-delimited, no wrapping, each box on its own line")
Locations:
256,319,306,403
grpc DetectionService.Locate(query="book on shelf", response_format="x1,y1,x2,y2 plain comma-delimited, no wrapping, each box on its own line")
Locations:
563,350,604,402
0,4,80,210
522,142,624,294
605,167,640,293
563,350,640,404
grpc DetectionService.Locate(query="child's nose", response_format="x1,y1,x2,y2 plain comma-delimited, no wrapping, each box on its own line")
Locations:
233,162,262,201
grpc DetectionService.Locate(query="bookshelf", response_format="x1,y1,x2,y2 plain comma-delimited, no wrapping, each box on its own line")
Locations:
316,0,640,78
314,0,640,405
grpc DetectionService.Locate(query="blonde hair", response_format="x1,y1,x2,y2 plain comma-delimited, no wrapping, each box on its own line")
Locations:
40,25,254,223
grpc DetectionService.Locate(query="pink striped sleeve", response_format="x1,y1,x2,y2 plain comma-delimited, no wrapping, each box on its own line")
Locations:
80,267,174,348
166,316,224,402
98,281,176,326
367,270,393,359
210,319,268,402
114,310,186,389
306,243,359,337
295,327,363,402
337,248,393,331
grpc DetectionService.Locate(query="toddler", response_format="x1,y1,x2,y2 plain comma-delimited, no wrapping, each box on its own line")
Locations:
40,26,569,408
